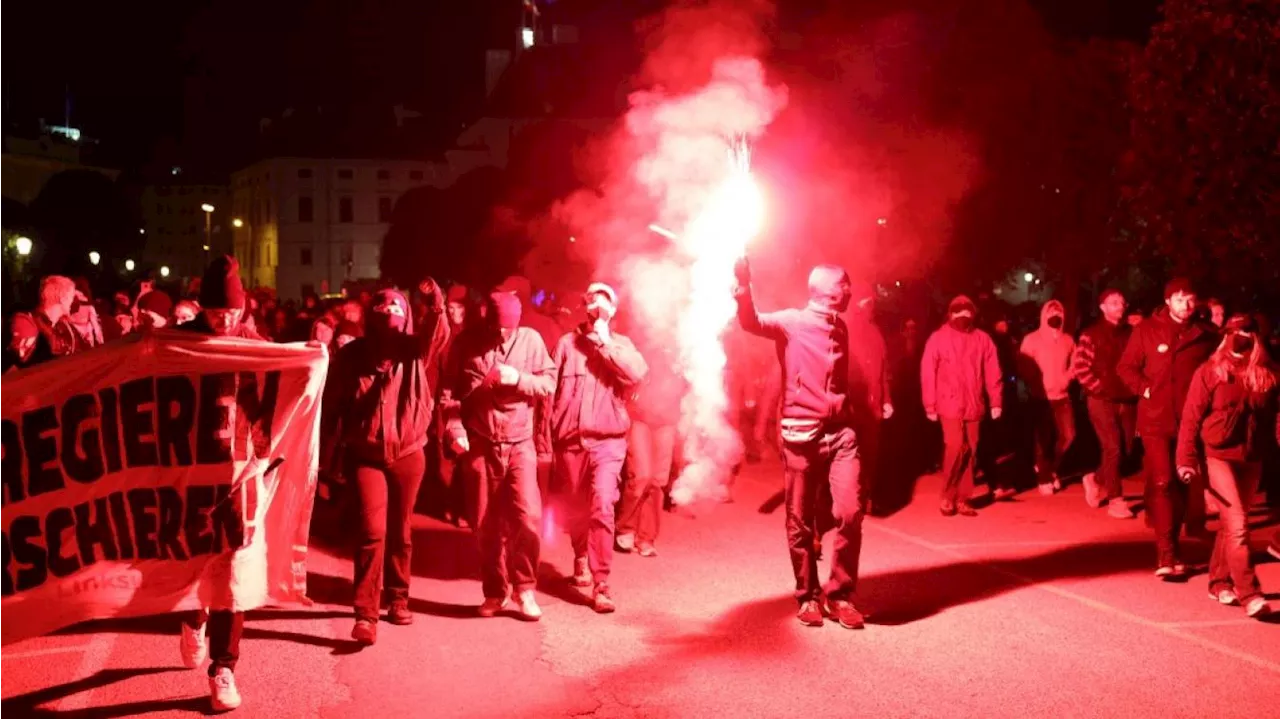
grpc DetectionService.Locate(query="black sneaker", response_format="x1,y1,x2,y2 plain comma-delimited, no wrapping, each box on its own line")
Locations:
797,600,824,627
387,598,413,625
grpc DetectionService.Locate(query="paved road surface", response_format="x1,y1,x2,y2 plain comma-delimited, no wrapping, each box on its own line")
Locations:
4,461,1278,718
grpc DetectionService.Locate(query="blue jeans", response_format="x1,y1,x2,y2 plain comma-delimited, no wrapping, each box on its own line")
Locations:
782,426,864,603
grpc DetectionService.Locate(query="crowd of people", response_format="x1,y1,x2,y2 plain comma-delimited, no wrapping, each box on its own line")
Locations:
5,256,1278,712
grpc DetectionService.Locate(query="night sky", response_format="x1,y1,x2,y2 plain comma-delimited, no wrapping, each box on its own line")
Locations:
3,0,1159,179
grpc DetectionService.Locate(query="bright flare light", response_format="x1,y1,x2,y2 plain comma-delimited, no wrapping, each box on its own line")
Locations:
669,138,762,506
160,266,171,278
14,236,33,256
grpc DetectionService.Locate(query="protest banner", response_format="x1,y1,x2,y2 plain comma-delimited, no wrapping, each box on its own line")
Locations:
1,331,327,645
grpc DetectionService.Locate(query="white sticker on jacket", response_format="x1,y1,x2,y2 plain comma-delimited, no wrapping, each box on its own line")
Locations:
1157,344,1169,353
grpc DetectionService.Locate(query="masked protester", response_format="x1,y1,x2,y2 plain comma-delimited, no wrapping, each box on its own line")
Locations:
921,296,1003,517
1176,314,1277,619
1073,289,1138,517
1118,278,1218,580
173,256,262,712
1018,299,1078,496
446,292,555,620
551,282,647,614
321,280,448,644
134,290,173,332
615,339,686,557
736,258,867,630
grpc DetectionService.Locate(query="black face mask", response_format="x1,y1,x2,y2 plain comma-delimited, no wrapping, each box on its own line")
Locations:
1230,334,1255,356
949,315,974,332
1047,315,1063,330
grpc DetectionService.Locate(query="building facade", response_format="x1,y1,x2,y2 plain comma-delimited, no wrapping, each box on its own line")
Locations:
230,158,448,300
139,183,229,282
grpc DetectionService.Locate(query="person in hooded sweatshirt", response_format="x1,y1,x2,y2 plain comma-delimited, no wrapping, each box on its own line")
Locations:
735,257,868,630
1176,313,1278,620
175,256,263,712
322,278,449,645
1018,299,1078,496
447,292,556,621
497,276,562,503
921,295,1003,517
1118,278,1218,580
551,282,647,614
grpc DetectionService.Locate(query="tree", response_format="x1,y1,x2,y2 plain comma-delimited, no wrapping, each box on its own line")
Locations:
1124,0,1280,304
27,170,140,276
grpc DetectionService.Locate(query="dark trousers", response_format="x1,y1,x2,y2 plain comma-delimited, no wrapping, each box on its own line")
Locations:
1032,398,1076,481
350,449,426,621
617,421,677,544
1086,398,1136,499
470,437,541,599
1142,435,1187,563
782,426,863,603
940,418,981,504
1205,458,1262,602
183,609,244,676
557,438,627,586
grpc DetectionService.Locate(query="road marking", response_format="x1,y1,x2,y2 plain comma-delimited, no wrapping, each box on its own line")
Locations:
1,645,90,661
1159,619,1260,628
936,540,1079,548
868,522,1280,674
53,632,116,711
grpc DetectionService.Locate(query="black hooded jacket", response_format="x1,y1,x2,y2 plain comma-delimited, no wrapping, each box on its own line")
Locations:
324,288,450,465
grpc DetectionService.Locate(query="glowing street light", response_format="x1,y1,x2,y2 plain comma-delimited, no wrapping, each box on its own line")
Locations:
200,203,215,213
89,251,101,266
201,204,214,259
14,236,33,256
139,228,146,235
160,266,171,278
125,259,136,272
232,218,244,229
1023,272,1035,283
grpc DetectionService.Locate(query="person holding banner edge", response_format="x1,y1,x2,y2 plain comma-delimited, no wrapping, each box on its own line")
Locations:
322,277,449,645
177,256,265,712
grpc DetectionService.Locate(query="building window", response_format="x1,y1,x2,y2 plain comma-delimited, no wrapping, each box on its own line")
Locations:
409,170,424,181
377,169,390,181
378,196,393,222
298,168,313,179
339,197,354,223
298,196,314,223
301,247,313,266
338,168,354,180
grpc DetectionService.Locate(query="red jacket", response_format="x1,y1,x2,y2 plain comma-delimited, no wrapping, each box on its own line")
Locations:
551,326,647,444
920,323,1003,421
448,327,555,444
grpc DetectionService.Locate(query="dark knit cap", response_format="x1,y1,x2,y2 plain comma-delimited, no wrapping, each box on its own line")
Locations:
135,290,173,318
446,284,469,304
199,255,247,310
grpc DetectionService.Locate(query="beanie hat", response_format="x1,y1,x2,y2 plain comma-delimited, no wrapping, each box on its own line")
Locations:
948,295,977,316
1164,277,1194,300
335,320,363,339
135,290,174,318
585,282,618,307
199,255,247,310
491,291,523,329
497,276,533,302
446,284,469,304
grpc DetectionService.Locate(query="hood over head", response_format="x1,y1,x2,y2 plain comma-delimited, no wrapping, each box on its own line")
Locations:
370,288,414,335
1039,299,1066,328
490,291,523,330
497,275,534,304
807,265,851,312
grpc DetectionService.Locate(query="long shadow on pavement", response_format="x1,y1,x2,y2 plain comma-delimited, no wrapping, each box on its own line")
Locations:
0,667,199,718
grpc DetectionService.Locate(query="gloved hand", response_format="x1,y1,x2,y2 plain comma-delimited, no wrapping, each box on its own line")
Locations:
882,403,894,420
991,407,1003,420
497,363,520,386
734,256,751,287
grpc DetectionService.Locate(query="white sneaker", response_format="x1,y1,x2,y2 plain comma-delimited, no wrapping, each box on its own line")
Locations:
515,590,543,621
1107,500,1133,519
1082,473,1101,508
1038,482,1056,497
614,533,635,553
478,596,509,618
1210,587,1239,606
1245,597,1272,619
181,620,208,669
209,667,242,712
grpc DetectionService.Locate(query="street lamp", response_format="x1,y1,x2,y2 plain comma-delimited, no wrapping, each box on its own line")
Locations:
201,204,215,259
15,236,33,256
160,266,171,278
89,251,101,266
232,218,244,229
125,259,136,272
1023,272,1035,283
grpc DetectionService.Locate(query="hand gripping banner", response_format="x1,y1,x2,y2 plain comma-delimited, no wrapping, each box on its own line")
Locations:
1,331,327,644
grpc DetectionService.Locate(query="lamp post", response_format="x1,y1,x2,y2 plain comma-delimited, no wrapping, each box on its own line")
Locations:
201,204,215,273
